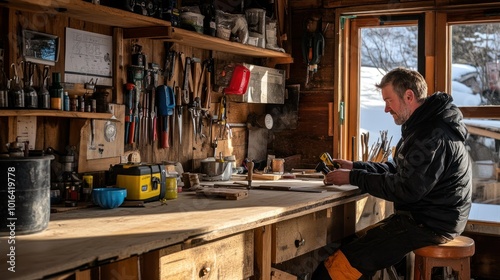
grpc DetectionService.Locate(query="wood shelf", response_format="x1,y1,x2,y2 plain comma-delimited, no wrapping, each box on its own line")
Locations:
0,109,113,119
1,0,292,60
124,26,294,60
0,0,171,28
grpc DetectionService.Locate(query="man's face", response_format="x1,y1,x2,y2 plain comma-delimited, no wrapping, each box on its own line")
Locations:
381,84,412,125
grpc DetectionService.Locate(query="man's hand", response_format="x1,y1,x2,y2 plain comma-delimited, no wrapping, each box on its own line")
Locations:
332,159,353,170
323,169,351,186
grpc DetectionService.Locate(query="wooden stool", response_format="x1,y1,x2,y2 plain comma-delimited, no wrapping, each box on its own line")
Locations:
413,236,475,280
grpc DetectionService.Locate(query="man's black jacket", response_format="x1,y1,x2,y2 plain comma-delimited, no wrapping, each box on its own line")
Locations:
350,92,472,238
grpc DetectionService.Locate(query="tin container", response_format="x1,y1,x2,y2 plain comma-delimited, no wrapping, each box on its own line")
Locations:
272,158,285,175
165,176,177,199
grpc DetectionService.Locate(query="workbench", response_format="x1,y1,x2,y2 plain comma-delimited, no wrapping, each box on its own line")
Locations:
0,180,374,280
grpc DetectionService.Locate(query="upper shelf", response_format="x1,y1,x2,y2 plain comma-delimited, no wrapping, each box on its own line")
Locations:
1,0,170,28
0,109,113,119
2,0,292,60
123,26,293,59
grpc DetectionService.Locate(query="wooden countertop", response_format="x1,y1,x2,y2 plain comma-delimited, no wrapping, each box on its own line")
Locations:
0,180,361,280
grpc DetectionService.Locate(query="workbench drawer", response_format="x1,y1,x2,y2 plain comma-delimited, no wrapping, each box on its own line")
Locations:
142,230,254,279
272,210,328,263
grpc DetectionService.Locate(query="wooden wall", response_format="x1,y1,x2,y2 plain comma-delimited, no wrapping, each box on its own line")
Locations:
0,6,266,174
270,6,336,169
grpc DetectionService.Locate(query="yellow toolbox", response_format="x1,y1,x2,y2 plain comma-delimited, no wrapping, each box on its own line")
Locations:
111,163,166,201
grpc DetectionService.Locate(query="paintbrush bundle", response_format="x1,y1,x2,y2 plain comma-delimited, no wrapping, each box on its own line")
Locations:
367,130,393,162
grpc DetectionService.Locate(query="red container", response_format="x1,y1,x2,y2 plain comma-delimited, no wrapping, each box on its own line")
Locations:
224,64,251,95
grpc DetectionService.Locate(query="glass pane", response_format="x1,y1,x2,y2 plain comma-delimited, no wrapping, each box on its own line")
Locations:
451,23,500,206
463,120,500,204
451,23,500,106
359,26,418,161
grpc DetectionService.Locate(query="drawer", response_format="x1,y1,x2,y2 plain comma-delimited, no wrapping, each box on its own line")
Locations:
272,210,328,263
142,230,254,280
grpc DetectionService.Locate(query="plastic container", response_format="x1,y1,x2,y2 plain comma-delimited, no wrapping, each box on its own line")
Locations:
92,187,127,209
0,155,54,235
224,64,251,95
180,12,204,33
245,8,265,48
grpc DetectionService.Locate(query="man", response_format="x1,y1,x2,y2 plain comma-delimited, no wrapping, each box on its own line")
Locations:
313,67,472,279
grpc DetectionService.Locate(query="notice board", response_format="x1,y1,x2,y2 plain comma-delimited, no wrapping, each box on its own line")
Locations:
64,27,113,86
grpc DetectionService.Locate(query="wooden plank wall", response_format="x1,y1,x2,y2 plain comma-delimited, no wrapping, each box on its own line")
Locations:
0,6,265,174
1,8,113,155
271,5,336,169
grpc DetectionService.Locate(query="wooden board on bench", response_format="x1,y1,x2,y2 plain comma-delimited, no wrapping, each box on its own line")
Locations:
196,187,249,200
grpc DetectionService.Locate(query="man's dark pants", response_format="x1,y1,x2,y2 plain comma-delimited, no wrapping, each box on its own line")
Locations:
312,213,449,279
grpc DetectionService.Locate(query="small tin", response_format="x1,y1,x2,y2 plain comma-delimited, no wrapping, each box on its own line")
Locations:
165,176,177,199
272,158,285,175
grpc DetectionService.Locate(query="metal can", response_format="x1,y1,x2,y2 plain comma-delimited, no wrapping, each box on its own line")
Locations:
165,176,177,199
272,158,285,175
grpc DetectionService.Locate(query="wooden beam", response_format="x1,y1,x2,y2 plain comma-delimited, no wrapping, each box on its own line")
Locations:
466,125,500,140
460,106,500,119
255,225,272,280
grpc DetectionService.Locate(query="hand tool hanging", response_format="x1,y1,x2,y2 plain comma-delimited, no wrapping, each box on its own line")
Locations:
217,94,227,139
124,83,136,144
149,63,160,144
157,84,175,148
301,15,325,87
202,58,214,147
197,58,213,143
194,60,208,143
176,53,192,147
175,85,183,146
202,58,214,111
163,42,177,85
182,54,201,145
189,58,202,144
127,43,146,144
144,66,155,145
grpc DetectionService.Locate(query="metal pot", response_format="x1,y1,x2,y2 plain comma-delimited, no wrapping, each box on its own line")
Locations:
200,158,232,181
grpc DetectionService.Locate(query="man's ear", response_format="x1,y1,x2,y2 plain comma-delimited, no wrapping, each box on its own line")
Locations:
405,89,414,102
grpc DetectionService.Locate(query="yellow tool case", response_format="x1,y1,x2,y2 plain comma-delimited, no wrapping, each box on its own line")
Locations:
111,163,166,201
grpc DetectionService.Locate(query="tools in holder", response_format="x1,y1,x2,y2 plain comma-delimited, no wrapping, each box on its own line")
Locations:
302,16,325,87
157,85,175,148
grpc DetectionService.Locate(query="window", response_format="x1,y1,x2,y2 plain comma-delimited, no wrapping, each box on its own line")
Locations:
359,25,418,160
344,16,422,161
449,21,500,205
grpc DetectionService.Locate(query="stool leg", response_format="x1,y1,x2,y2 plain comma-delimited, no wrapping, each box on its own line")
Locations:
414,255,433,280
449,258,470,280
414,255,423,280
407,252,415,280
